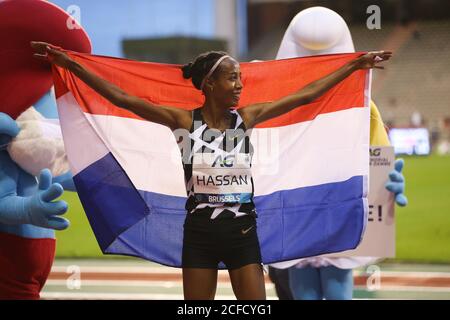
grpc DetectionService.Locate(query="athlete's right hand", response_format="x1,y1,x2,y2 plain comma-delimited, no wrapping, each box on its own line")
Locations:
31,41,73,69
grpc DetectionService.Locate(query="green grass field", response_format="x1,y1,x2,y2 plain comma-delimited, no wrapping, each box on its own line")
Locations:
394,154,450,263
55,154,450,263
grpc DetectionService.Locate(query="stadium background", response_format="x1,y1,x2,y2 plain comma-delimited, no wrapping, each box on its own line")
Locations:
45,0,450,299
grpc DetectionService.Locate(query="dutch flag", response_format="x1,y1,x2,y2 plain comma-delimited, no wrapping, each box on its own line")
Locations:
53,52,371,267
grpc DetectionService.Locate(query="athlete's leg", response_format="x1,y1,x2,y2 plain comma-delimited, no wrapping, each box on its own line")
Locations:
320,266,353,300
228,263,266,300
183,268,218,300
288,265,322,300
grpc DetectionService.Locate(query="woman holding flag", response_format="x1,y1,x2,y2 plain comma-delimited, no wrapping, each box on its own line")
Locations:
31,41,390,300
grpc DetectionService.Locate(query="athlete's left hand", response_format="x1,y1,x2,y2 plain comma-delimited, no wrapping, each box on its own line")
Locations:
385,158,408,206
354,51,392,70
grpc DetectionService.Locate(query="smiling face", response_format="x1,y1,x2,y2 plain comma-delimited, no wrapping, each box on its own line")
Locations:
205,58,243,108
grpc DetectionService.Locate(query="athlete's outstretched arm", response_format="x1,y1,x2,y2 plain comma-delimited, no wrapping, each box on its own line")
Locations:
31,41,190,131
239,51,392,129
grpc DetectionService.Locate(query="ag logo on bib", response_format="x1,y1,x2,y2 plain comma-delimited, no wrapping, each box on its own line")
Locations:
212,155,235,167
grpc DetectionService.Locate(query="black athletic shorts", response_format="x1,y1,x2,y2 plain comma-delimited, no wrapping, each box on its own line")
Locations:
182,212,262,269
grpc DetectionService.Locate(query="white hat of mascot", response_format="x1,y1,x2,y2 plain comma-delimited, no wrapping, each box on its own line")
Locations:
276,6,355,59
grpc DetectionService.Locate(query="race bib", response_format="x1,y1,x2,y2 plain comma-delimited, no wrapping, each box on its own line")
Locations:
192,152,253,203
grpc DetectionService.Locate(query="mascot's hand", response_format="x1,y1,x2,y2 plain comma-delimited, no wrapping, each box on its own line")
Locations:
385,158,408,207
23,169,70,230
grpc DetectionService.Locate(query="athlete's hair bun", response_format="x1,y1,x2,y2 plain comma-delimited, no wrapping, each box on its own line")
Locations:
181,62,193,79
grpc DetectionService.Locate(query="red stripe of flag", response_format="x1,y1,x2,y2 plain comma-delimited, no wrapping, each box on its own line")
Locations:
53,52,367,128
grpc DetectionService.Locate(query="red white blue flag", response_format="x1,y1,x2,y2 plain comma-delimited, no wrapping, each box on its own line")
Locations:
53,52,371,267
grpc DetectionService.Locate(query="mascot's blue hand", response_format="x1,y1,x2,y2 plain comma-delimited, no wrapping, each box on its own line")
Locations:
24,169,70,230
0,163,70,230
385,158,408,207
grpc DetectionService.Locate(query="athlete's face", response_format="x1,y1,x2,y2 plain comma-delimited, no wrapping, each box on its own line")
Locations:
209,59,243,108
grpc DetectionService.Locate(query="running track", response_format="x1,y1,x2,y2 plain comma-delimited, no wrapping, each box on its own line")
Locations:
41,260,450,300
